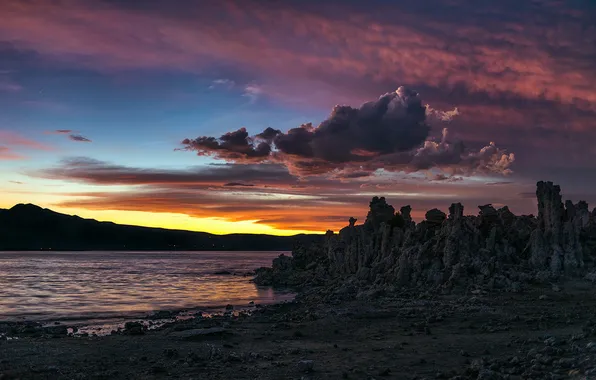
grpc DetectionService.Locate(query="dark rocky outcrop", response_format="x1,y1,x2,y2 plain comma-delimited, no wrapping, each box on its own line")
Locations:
253,243,330,287
255,181,596,293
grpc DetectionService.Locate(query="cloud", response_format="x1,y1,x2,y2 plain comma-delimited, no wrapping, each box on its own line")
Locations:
35,157,297,187
0,130,52,151
0,0,594,176
182,127,272,162
224,182,255,187
243,83,264,102
68,134,92,143
182,87,514,177
0,80,22,92
46,130,92,142
407,128,515,176
425,105,460,122
0,146,24,160
209,79,235,89
30,156,536,231
0,0,593,111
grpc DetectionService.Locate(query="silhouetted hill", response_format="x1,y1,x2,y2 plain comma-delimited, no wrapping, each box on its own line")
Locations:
0,204,323,251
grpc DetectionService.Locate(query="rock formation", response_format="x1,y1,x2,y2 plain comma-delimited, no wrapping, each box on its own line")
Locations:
255,181,596,292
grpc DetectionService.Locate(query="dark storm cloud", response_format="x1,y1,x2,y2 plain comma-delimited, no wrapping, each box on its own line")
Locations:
182,87,432,175
182,88,514,177
182,127,272,162
274,87,428,162
255,127,282,143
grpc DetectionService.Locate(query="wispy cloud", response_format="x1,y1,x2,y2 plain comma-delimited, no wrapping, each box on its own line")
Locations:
31,157,534,231
0,130,53,151
242,83,264,103
0,146,24,160
209,79,236,89
69,134,92,143
0,80,22,92
47,130,92,143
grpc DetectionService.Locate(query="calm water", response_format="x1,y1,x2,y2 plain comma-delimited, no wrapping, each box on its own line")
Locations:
0,251,292,324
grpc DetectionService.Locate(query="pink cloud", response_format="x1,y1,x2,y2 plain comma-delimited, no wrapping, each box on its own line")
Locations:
0,130,53,151
0,0,593,114
0,146,24,160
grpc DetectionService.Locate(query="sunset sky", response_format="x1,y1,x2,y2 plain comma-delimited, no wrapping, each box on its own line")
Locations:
1,0,595,235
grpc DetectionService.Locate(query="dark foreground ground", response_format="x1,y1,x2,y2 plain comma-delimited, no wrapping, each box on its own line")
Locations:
1,281,596,380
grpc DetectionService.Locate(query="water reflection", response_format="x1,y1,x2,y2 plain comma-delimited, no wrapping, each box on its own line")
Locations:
0,251,293,322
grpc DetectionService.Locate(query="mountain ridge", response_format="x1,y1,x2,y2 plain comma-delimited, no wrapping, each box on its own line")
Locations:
0,204,323,251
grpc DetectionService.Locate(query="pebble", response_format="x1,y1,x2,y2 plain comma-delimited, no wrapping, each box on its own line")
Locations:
298,360,314,373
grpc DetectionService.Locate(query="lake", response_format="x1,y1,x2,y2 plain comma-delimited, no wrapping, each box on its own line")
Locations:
0,251,292,326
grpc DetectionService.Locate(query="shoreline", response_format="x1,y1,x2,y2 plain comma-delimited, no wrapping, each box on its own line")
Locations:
0,290,297,338
1,279,596,379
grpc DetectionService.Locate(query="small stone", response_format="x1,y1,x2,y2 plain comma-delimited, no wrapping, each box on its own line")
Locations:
378,368,391,376
151,365,167,374
552,284,561,292
124,322,145,336
163,348,179,359
539,295,548,300
476,369,503,379
298,360,314,373
544,337,557,346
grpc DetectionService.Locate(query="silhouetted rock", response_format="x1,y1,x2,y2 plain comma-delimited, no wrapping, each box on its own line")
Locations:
529,181,585,275
365,197,395,230
425,208,447,226
256,180,596,294
448,203,464,221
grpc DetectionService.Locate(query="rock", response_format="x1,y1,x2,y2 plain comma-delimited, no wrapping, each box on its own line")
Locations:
539,295,548,300
163,348,179,359
476,369,505,379
449,203,464,221
530,181,585,275
297,360,314,373
255,180,596,295
149,310,176,320
425,208,447,226
43,325,68,337
124,322,146,336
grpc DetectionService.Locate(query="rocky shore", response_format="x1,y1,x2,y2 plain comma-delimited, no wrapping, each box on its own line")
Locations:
1,181,596,379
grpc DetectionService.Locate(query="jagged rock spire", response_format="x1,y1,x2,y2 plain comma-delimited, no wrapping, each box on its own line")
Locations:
365,196,395,230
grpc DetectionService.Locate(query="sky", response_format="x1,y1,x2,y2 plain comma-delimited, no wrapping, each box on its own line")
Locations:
0,0,595,235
